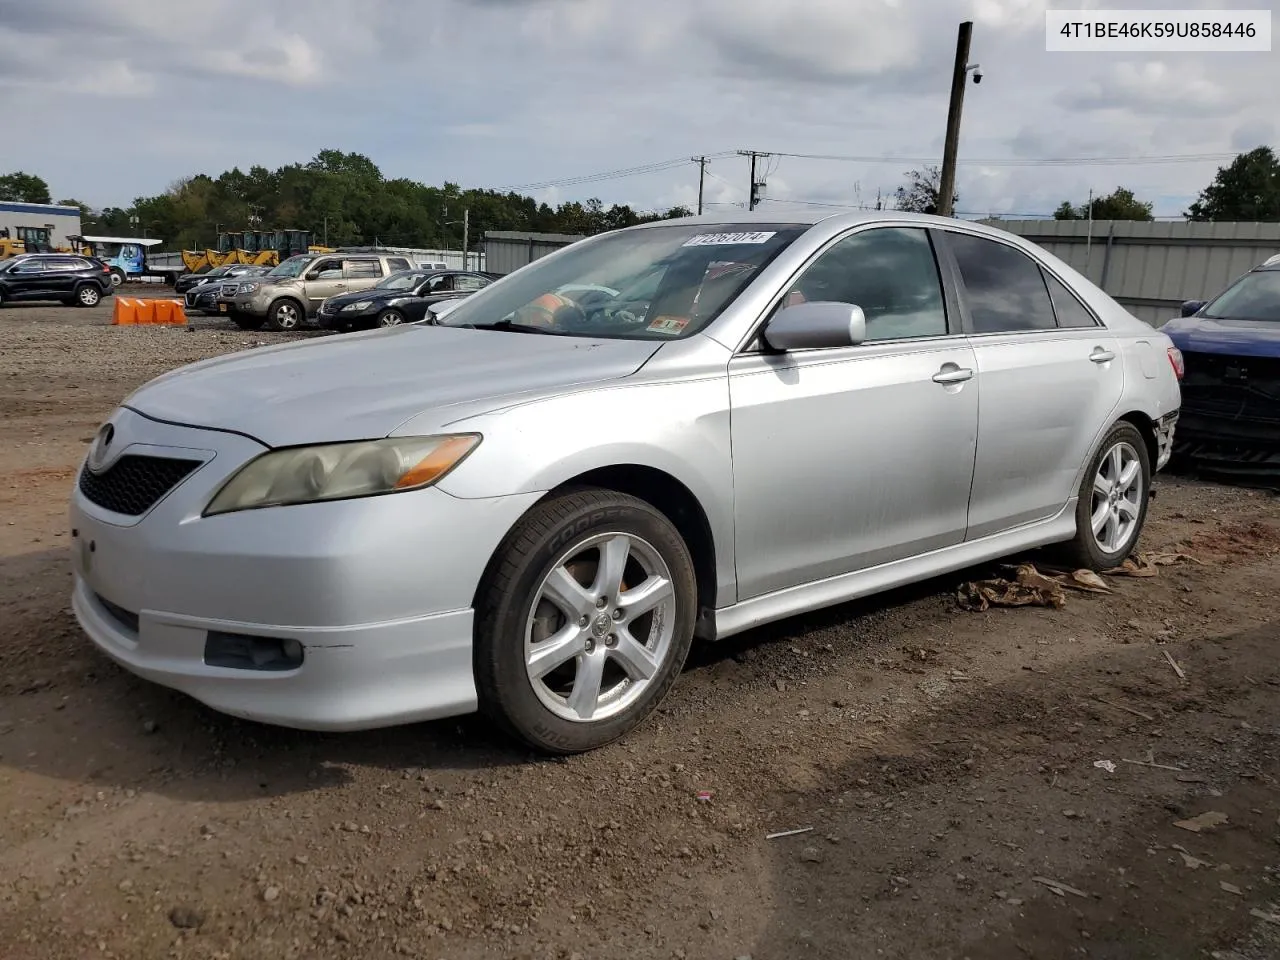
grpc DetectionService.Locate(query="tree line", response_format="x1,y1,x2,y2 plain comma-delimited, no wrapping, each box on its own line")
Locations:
0,151,692,252
888,145,1280,221
2,145,1278,250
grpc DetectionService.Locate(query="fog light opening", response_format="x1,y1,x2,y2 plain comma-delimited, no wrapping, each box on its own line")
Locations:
204,632,306,672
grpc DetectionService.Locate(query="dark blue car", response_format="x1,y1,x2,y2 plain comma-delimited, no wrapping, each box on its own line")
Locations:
1160,255,1280,481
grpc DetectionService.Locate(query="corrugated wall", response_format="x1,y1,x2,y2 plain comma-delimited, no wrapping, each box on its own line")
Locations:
984,220,1280,327
483,231,584,275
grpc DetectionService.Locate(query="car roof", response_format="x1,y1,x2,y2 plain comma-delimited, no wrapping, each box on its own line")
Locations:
622,208,1031,242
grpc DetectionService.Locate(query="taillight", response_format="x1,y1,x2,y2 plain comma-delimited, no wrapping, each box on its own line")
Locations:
1167,346,1184,380
101,264,109,272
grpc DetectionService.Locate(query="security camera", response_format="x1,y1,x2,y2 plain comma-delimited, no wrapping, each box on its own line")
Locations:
972,69,983,84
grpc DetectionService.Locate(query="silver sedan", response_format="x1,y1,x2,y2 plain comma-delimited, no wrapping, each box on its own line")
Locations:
69,212,1182,753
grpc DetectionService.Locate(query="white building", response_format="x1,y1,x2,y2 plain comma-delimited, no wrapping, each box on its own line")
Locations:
0,200,83,250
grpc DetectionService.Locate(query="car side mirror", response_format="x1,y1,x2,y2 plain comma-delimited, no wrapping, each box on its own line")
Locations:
764,301,867,351
1180,300,1206,317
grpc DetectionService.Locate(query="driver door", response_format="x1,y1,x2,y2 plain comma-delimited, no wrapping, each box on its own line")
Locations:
728,226,979,599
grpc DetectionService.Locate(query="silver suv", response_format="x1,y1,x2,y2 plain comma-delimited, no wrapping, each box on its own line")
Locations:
217,252,415,331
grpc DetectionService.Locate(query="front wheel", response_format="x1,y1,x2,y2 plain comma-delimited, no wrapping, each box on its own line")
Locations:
1059,422,1151,570
376,308,405,328
265,299,303,331
474,489,697,754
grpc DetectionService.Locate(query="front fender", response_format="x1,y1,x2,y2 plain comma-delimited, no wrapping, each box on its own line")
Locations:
434,376,737,605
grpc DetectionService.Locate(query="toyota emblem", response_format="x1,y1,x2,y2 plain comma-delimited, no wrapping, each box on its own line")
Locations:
87,422,115,473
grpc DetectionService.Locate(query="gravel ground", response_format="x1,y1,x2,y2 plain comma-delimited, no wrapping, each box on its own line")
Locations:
3,296,1280,960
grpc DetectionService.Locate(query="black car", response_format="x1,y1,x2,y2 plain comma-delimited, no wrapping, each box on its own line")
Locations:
185,265,271,314
317,269,500,331
0,253,115,308
174,262,270,294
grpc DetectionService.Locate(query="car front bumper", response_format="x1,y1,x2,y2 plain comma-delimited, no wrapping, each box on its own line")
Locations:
69,407,543,730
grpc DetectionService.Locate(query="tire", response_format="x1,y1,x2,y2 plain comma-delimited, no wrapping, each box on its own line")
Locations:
1057,422,1151,571
474,488,697,754
74,284,102,308
230,311,265,331
108,270,124,288
265,299,304,331
376,308,405,328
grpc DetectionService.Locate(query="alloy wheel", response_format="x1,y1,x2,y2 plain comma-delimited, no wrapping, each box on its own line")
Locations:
1090,441,1143,554
524,532,676,723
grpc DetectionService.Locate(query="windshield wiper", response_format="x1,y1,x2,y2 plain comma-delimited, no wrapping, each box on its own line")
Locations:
469,320,563,335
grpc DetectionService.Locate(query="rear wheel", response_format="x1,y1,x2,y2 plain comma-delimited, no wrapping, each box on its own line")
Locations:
265,299,303,331
474,489,697,754
1058,422,1151,570
74,284,101,308
108,269,124,288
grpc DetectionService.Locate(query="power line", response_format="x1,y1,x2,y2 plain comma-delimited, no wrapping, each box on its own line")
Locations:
758,150,1236,167
506,151,736,191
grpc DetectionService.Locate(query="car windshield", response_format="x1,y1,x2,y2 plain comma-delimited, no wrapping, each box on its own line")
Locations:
267,256,313,278
1202,270,1280,322
376,270,430,291
203,266,230,278
438,222,809,339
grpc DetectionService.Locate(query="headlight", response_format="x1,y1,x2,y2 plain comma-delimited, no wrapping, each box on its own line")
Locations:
341,300,373,312
204,435,480,516
238,281,260,294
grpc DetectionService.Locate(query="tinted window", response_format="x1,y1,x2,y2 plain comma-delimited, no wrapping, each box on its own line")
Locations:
388,257,411,272
346,259,383,279
948,233,1057,334
47,258,80,271
776,227,947,341
1043,269,1097,328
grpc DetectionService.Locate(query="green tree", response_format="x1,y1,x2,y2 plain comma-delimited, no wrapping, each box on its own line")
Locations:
0,171,52,204
894,166,954,214
1053,187,1154,221
1186,146,1280,221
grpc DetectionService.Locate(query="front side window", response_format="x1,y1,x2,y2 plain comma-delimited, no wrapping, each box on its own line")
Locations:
454,274,488,291
947,233,1057,334
773,227,948,342
1202,270,1280,322
310,258,342,279
438,222,808,340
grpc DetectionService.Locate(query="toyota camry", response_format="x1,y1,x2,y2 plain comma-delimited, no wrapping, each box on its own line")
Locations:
70,211,1182,753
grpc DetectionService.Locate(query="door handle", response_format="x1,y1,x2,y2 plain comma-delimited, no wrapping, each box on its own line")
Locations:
1090,348,1116,363
933,366,974,384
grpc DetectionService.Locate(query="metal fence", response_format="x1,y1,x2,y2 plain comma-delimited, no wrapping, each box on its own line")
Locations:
483,231,584,275
985,219,1280,327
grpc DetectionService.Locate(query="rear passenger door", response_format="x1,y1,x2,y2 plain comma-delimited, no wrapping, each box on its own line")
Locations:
343,257,385,295
46,257,83,297
937,231,1124,540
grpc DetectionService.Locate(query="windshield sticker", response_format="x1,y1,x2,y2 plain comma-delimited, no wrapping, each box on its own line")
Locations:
648,315,690,335
682,231,776,247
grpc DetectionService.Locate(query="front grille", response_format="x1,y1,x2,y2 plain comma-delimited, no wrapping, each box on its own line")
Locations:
79,455,202,516
185,291,197,307
1181,351,1280,423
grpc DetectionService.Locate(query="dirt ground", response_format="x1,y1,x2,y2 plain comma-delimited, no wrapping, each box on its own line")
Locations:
2,294,1280,960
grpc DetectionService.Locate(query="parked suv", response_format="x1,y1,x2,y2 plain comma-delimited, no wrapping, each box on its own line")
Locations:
0,253,115,308
217,252,415,331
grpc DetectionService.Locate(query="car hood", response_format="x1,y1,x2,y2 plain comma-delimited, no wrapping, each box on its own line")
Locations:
123,326,662,447
1161,315,1280,359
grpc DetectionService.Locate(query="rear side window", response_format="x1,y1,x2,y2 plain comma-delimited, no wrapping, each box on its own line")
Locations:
947,233,1057,334
1042,269,1098,328
346,259,383,279
388,257,410,272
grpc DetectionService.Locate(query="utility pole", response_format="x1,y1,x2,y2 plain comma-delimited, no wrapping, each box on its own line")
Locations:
691,156,708,215
737,150,770,211
937,20,974,218
461,208,469,270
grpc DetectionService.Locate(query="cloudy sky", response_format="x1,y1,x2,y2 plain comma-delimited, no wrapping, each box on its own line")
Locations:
0,0,1274,220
